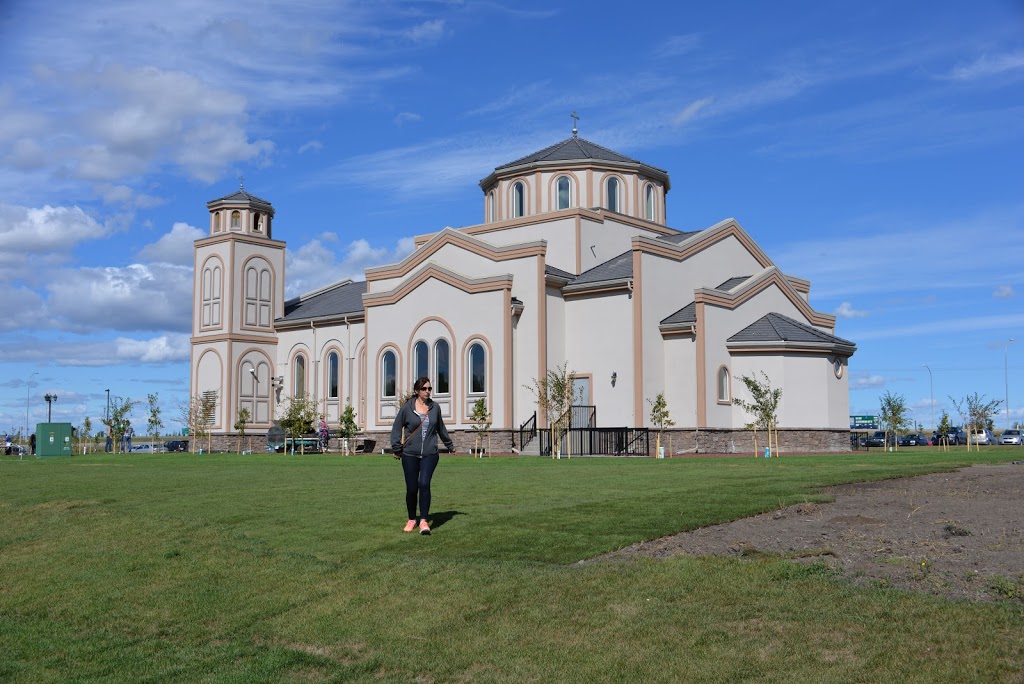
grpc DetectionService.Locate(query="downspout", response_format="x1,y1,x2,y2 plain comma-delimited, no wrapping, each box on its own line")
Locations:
310,320,317,403
344,316,352,406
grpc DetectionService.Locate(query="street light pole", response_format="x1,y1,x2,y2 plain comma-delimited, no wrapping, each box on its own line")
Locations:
44,393,57,422
1006,338,1015,431
25,371,38,443
923,364,934,432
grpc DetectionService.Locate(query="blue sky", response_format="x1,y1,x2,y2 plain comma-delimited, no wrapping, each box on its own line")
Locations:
1,0,1022,436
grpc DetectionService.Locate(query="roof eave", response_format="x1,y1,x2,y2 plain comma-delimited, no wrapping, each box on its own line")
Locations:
480,159,671,191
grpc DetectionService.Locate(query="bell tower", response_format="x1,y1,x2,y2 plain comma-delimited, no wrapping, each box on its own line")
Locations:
191,181,285,436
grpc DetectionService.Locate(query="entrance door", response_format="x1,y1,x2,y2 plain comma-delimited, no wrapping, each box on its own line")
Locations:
571,377,590,428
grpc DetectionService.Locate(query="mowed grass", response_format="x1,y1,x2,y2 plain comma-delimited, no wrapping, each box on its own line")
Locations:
1,450,1022,683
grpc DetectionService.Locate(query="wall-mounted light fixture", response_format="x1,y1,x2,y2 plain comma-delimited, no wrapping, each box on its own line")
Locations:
611,371,617,387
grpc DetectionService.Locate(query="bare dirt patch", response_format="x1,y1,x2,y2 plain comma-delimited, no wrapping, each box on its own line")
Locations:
601,463,1024,603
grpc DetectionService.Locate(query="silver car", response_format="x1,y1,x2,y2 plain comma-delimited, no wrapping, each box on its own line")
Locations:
1000,429,1023,445
971,428,996,446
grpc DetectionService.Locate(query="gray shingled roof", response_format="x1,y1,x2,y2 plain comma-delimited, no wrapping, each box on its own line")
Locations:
545,264,576,280
206,189,274,210
568,250,633,286
497,136,659,171
278,280,367,323
655,230,703,244
659,276,752,325
728,313,855,347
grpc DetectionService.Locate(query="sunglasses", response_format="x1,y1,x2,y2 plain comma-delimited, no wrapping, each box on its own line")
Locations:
420,386,432,392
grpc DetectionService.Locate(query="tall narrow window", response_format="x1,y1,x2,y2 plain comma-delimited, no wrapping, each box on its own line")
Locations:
230,210,241,229
294,355,307,397
468,343,486,394
252,211,262,232
434,340,450,394
717,366,730,402
327,352,339,399
213,213,221,232
556,176,570,210
244,264,273,327
513,182,525,218
382,351,397,398
645,184,655,221
414,340,428,381
487,190,495,223
606,177,619,212
201,263,221,327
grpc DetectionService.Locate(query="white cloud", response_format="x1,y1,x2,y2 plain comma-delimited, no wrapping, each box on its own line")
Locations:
46,263,194,332
850,374,889,390
653,34,701,59
834,302,868,319
285,235,416,297
394,112,422,126
0,203,110,276
672,97,714,127
947,51,1024,81
298,140,323,154
114,335,191,363
404,19,445,44
993,284,1014,298
137,222,205,265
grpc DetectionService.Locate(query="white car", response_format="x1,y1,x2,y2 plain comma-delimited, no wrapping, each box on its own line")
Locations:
1000,429,1023,446
970,429,996,446
130,443,159,453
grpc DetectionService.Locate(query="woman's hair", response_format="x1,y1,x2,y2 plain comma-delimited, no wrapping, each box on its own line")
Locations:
413,376,431,392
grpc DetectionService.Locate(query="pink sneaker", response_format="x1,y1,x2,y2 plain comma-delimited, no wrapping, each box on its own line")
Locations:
403,520,416,533
419,521,431,535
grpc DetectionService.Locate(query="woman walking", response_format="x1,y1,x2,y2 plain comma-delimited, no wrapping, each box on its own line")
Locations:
390,376,455,535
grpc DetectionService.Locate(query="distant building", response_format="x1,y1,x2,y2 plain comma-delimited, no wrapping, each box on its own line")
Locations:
190,131,855,450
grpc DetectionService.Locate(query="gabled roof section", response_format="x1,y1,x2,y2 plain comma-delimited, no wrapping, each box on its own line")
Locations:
278,280,367,323
206,189,274,214
659,276,752,327
365,227,546,282
565,250,633,289
655,230,703,244
545,264,575,281
728,313,856,354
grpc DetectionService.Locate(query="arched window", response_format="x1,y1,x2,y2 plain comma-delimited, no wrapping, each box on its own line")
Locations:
382,351,397,398
645,184,655,221
252,211,262,232
468,343,486,394
327,351,339,399
201,263,221,327
414,340,428,381
717,366,731,403
487,190,495,223
513,181,525,218
434,340,450,394
606,177,619,212
244,264,273,327
213,213,221,233
294,355,307,397
230,210,241,229
556,176,571,210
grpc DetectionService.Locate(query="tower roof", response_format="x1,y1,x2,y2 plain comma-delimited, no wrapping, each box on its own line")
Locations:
480,136,670,191
206,189,274,214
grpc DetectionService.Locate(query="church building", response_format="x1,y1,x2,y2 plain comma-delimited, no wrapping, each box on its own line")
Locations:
190,129,855,453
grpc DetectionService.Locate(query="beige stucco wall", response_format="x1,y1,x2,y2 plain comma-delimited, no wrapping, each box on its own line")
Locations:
564,291,635,425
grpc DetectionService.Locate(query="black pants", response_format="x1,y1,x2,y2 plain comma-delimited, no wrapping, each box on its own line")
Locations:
401,452,439,521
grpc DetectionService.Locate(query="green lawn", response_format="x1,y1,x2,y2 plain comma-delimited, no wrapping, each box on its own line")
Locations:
1,450,1022,683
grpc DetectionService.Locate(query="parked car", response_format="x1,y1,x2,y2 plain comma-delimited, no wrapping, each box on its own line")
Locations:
131,443,159,453
898,433,929,447
971,428,996,446
865,431,895,447
163,439,190,452
933,427,966,446
1000,429,1023,446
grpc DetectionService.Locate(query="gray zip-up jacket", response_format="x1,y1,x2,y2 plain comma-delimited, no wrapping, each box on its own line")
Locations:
390,398,454,457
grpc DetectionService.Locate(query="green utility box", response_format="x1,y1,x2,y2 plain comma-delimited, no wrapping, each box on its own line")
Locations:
36,422,74,457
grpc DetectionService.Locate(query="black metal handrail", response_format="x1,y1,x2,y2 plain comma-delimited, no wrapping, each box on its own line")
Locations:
519,411,537,450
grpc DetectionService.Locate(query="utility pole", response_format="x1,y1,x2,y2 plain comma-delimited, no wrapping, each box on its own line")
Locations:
1006,339,1015,431
922,364,933,432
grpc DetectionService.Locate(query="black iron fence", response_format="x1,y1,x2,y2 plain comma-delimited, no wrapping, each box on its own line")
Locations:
539,426,649,457
518,411,537,451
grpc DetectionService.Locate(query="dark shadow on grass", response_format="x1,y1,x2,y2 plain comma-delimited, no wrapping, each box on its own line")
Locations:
429,510,465,530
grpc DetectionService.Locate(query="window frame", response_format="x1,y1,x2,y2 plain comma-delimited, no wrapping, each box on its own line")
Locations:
606,177,620,212
467,342,486,395
433,339,450,395
644,184,655,221
381,350,397,399
556,175,571,210
716,365,731,404
512,181,525,218
294,354,307,397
